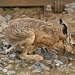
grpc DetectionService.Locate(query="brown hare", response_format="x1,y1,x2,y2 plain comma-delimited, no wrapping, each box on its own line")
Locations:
5,18,66,60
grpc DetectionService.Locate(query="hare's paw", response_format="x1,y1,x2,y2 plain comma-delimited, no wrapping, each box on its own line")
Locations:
33,55,44,60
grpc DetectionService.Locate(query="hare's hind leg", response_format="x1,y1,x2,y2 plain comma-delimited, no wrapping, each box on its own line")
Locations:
29,42,39,54
20,31,43,60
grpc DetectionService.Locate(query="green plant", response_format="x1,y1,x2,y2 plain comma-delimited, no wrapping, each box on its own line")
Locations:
4,8,11,12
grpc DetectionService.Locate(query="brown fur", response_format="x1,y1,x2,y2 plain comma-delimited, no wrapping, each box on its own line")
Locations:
5,18,66,60
65,31,75,54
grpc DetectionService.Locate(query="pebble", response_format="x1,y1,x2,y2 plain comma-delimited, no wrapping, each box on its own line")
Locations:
0,8,3,12
35,48,41,54
54,60,63,65
29,64,36,69
10,53,17,58
44,60,52,65
0,67,2,70
8,60,14,64
15,60,21,64
51,54,58,59
1,57,9,61
40,63,50,70
0,61,7,65
44,53,51,58
33,66,41,72
2,68,7,73
56,63,60,67
3,41,9,46
59,56,68,62
68,63,72,67
11,58,16,60
5,14,11,20
0,48,2,52
3,47,7,50
60,65,66,68
1,21,7,25
5,64,12,69
0,55,8,58
0,27,3,33
0,34,5,38
64,51,70,55
0,15,6,23
65,8,74,14
68,3,75,8
7,71,16,75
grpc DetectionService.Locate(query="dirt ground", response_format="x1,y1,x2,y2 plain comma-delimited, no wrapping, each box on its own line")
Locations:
0,6,75,75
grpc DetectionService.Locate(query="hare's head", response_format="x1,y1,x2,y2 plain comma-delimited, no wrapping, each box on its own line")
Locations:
59,18,75,54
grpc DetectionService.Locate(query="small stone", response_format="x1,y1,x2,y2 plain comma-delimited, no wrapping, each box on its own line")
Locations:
29,64,36,69
3,41,9,46
2,68,7,73
68,57,73,61
10,53,17,58
59,56,68,63
15,60,21,64
0,48,2,52
0,67,2,70
44,53,51,58
33,66,41,72
11,58,16,60
3,47,7,50
0,34,5,38
8,60,14,63
0,8,3,12
56,63,60,67
15,64,20,69
0,15,6,23
5,64,12,69
0,27,3,33
54,60,63,65
1,21,7,25
0,55,8,58
65,8,74,14
64,51,70,55
0,61,7,65
68,63,72,67
7,71,16,75
1,57,9,61
44,60,52,65
51,54,58,59
60,65,66,68
5,14,11,20
40,63,50,70
46,5,52,11
35,48,41,54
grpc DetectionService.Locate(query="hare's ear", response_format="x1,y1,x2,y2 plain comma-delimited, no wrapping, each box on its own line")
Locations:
59,18,68,36
59,18,63,25
62,23,68,35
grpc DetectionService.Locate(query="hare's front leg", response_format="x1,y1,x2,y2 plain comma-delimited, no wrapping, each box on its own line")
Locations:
20,31,43,60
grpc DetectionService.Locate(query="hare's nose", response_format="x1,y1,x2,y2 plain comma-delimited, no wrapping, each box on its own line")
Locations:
72,44,75,46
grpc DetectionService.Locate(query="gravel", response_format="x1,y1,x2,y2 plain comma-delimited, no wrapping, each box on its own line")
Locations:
15,60,21,64
54,60,63,65
7,71,16,75
2,68,7,73
5,64,13,69
40,63,50,70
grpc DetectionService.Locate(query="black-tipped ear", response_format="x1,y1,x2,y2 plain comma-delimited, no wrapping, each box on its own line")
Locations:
62,23,68,35
60,18,63,25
